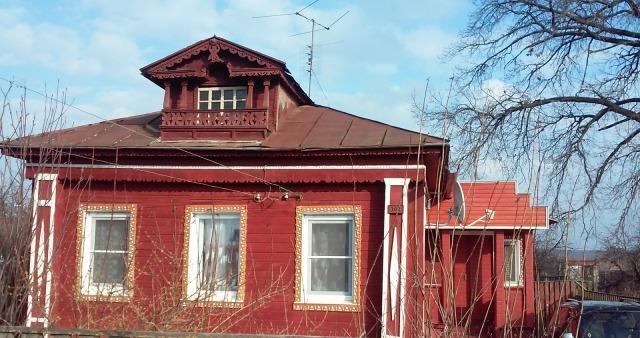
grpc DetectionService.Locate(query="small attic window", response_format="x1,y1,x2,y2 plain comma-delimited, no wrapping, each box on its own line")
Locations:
198,87,247,110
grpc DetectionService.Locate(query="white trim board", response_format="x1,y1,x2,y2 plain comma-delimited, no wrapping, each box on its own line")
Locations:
28,164,427,170
381,178,409,338
425,225,547,230
26,173,57,328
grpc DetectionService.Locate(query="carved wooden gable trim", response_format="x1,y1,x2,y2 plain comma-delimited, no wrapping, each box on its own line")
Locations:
143,37,283,80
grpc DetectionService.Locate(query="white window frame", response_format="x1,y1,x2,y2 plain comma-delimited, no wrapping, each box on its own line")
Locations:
504,238,523,287
197,86,247,110
301,214,355,304
77,204,136,300
293,206,361,312
183,205,247,306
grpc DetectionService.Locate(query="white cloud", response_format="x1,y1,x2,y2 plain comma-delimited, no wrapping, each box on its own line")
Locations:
371,0,469,21
73,80,162,121
396,26,455,62
0,1,467,125
364,63,398,75
482,78,510,96
0,8,143,78
327,88,417,131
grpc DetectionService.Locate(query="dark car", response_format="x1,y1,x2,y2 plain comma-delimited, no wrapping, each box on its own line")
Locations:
548,299,640,338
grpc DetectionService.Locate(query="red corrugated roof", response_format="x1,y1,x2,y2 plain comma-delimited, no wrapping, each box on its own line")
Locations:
4,105,444,151
427,181,548,229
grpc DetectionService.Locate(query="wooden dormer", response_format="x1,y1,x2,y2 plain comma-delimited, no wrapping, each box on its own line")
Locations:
140,36,312,141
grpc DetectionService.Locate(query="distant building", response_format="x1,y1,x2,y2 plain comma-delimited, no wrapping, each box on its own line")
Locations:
565,250,602,289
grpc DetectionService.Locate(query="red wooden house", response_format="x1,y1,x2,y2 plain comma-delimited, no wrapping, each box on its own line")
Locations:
3,37,548,337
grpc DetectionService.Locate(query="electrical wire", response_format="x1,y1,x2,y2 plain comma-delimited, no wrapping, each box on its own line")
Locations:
0,77,296,193
311,69,329,102
35,145,256,197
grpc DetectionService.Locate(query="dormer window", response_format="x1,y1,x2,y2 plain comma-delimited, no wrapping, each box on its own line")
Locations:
198,87,247,110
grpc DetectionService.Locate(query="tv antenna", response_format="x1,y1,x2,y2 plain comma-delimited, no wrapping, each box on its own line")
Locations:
253,0,349,98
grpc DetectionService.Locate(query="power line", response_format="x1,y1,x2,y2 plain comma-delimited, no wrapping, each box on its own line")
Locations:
0,77,296,193
39,146,255,197
311,69,329,102
253,0,349,98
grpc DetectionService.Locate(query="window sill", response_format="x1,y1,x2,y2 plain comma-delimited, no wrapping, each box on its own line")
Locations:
504,283,524,288
182,299,244,308
293,302,360,312
77,292,132,302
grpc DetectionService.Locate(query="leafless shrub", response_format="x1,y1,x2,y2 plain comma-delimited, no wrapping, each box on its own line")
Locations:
0,82,67,325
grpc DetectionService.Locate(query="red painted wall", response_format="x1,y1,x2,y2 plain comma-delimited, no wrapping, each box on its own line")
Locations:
49,179,390,337
423,230,536,336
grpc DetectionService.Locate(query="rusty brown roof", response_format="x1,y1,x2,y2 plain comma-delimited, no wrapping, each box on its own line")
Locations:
4,105,445,151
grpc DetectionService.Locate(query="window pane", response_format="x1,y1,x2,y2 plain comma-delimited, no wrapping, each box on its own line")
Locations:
235,100,246,109
211,102,220,109
236,89,247,100
92,252,126,284
199,102,209,110
311,222,350,256
200,214,240,292
211,90,221,100
504,243,516,282
94,219,128,251
309,258,351,292
223,101,233,109
223,89,234,100
199,90,209,101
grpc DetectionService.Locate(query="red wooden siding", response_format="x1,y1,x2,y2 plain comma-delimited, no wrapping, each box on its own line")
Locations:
48,180,392,337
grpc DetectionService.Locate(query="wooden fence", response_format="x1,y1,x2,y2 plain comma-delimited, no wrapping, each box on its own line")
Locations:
574,282,640,302
535,280,576,334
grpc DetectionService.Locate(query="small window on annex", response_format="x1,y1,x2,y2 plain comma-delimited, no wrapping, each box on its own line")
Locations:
197,87,247,110
294,206,361,312
504,238,523,286
184,205,247,306
77,204,137,300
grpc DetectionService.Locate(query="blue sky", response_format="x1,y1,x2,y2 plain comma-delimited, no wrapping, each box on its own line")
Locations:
0,0,470,130
1,0,601,248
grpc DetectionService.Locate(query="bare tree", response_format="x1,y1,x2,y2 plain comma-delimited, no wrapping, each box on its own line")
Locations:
600,223,640,295
0,82,67,325
428,0,639,232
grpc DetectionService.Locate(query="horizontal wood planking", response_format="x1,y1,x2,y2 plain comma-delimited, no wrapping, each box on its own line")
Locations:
49,181,387,336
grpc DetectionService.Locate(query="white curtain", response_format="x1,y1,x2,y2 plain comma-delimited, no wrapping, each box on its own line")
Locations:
309,221,351,293
200,214,240,292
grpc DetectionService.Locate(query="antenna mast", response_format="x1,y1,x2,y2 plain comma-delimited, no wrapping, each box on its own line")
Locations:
254,1,349,98
307,19,315,95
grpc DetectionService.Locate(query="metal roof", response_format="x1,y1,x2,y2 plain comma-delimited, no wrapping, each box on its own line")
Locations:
427,181,548,228
4,105,445,151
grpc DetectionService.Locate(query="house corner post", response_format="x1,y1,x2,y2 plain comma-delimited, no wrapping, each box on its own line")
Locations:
494,232,506,336
26,173,58,328
381,178,409,338
440,230,452,325
262,79,270,110
523,231,536,329
163,81,172,109
179,80,188,109
247,80,254,108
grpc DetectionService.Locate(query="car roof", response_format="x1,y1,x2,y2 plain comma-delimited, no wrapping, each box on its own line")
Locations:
562,299,640,312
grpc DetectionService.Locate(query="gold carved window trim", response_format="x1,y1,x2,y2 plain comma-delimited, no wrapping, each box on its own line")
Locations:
182,205,247,308
75,203,137,302
294,205,362,312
